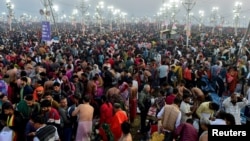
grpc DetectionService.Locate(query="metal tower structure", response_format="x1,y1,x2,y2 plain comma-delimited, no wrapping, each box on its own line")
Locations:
182,0,196,47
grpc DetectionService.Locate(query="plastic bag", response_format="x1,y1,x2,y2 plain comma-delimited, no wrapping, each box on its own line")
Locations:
0,126,13,141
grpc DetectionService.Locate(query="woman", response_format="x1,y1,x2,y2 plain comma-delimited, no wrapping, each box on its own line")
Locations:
227,66,238,94
99,95,114,141
61,75,75,96
199,118,210,141
91,64,101,79
94,73,104,98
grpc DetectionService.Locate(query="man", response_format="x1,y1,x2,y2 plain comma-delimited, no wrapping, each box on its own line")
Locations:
72,75,84,98
191,86,205,106
222,93,248,125
32,80,44,102
86,76,97,101
106,83,121,105
40,99,61,133
16,94,40,124
110,103,128,141
196,101,219,120
174,119,198,141
138,84,151,134
180,93,194,123
72,95,94,141
158,60,169,85
210,110,227,125
31,115,60,141
128,79,138,123
102,66,113,88
2,102,26,141
67,94,81,141
52,82,67,103
43,92,60,110
19,76,33,100
165,88,178,105
157,97,182,141
58,97,72,141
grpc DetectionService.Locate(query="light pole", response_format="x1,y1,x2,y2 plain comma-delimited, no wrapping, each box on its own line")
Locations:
96,1,104,33
210,6,219,35
162,2,171,30
182,0,196,47
72,8,78,27
169,0,179,24
198,10,204,32
233,1,242,37
78,0,90,36
6,0,14,31
107,6,114,31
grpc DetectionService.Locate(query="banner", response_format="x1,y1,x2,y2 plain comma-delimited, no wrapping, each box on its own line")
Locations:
41,21,51,41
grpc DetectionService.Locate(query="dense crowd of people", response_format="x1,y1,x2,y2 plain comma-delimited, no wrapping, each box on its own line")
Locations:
0,22,250,141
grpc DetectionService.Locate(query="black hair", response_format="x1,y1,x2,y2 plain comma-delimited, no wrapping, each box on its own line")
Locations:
159,90,165,96
182,93,191,100
25,94,33,101
186,118,194,124
21,76,28,82
20,70,27,77
210,102,220,111
31,115,46,124
2,102,13,110
114,103,121,109
82,95,90,103
173,88,178,94
224,113,236,125
215,110,227,119
0,94,6,99
43,91,52,97
40,99,52,108
121,121,130,134
173,97,182,105
53,82,60,87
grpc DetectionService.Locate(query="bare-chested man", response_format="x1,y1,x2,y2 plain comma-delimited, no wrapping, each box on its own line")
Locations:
72,95,94,141
191,86,205,106
106,84,121,104
177,80,191,97
86,77,97,100
128,79,138,123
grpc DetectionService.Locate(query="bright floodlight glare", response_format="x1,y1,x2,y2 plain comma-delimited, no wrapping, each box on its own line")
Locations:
72,9,78,15
99,1,104,6
199,10,204,17
235,1,242,6
53,5,59,12
11,4,14,9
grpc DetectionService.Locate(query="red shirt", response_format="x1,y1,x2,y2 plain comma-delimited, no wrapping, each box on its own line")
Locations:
108,58,115,66
100,102,113,125
165,94,176,105
47,108,60,125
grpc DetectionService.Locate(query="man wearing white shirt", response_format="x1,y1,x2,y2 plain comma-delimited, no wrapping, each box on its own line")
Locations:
158,60,169,85
222,93,248,125
180,94,193,123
